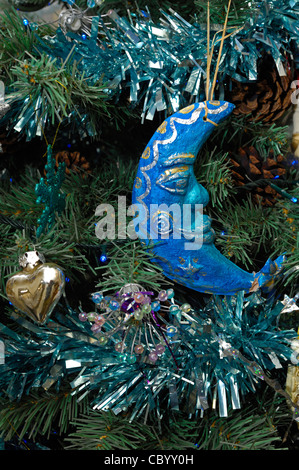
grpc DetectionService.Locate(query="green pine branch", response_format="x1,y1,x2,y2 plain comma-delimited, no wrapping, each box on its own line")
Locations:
96,239,170,294
194,0,254,27
210,194,298,273
64,388,290,450
7,52,112,129
209,114,290,159
0,158,142,292
0,8,135,134
0,9,51,71
194,147,237,207
0,388,90,443
92,0,198,22
65,410,156,450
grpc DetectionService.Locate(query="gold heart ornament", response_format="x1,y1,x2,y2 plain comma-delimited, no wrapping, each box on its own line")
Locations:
6,251,65,325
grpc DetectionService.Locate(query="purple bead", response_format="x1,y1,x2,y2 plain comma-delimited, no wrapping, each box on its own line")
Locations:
158,290,168,302
120,299,134,313
78,312,87,322
148,352,158,362
91,323,101,333
143,295,151,304
155,344,165,355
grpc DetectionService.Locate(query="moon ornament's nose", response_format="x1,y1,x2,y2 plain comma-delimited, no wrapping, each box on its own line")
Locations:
183,176,209,207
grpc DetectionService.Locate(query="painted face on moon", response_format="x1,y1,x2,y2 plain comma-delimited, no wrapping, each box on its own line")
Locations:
132,101,284,295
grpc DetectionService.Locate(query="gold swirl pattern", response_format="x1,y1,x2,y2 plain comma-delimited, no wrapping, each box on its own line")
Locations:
134,177,142,189
179,104,195,114
162,153,195,167
157,121,167,134
141,147,151,159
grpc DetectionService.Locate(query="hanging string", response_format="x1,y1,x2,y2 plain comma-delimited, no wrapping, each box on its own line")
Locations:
206,0,211,102
204,0,243,125
210,0,233,100
6,418,30,450
204,1,219,126
208,24,243,80
203,101,218,126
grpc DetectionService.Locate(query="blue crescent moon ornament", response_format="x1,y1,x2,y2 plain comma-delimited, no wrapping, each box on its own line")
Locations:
132,100,285,295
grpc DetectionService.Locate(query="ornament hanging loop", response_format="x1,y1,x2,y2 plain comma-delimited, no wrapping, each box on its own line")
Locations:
19,251,46,269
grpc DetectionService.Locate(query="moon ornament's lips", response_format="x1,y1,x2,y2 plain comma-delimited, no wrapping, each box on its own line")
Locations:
132,100,285,295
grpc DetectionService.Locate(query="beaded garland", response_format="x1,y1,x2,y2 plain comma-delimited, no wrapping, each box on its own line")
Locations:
78,285,192,366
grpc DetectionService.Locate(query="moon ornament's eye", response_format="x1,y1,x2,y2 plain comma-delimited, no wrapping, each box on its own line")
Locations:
156,166,190,195
157,177,189,194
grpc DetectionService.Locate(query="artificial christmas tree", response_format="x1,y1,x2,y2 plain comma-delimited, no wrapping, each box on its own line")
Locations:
0,0,298,453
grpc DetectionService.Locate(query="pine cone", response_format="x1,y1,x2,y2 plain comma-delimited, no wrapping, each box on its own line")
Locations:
226,55,295,123
230,146,287,206
54,150,91,177
0,132,21,155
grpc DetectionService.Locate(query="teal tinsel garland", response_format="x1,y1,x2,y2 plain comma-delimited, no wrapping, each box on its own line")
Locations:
0,290,298,422
1,0,299,138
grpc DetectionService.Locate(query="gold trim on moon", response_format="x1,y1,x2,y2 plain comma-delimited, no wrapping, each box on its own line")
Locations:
179,104,195,114
156,165,189,194
141,147,151,159
161,153,195,167
157,121,167,134
134,177,142,189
